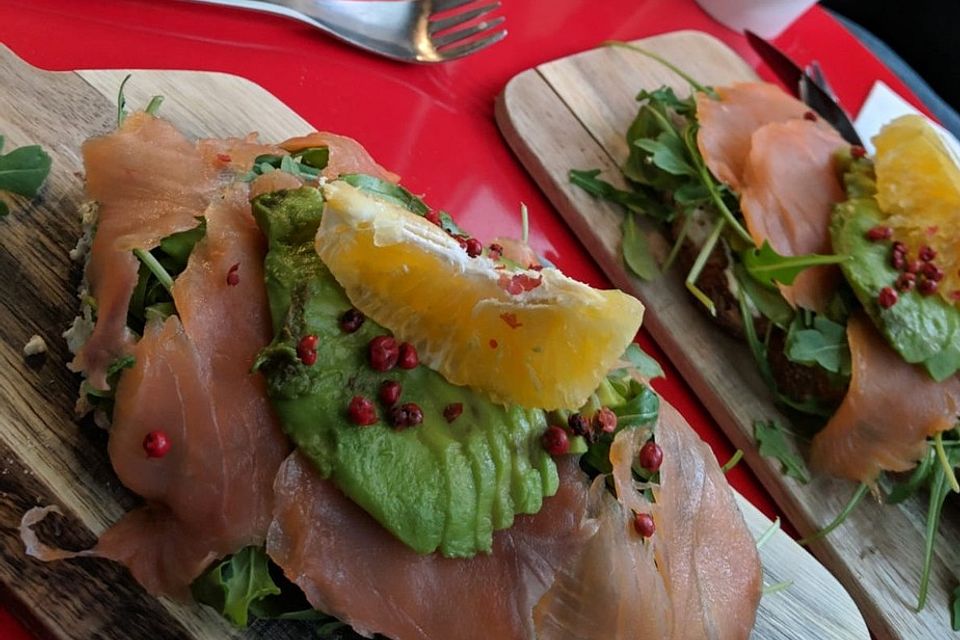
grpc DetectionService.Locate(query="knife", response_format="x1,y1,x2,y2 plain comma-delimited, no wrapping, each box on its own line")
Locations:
744,30,863,146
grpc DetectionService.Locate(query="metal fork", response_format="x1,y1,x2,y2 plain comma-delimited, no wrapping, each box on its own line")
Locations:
188,0,507,62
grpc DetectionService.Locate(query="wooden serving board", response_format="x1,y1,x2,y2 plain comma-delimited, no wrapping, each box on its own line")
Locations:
0,44,865,639
496,30,960,640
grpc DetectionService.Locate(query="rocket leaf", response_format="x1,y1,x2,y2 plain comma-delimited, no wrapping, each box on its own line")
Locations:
742,240,848,289
754,419,809,484
0,135,52,216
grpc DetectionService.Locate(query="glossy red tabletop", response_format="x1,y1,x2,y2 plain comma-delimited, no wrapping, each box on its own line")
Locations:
0,1,927,637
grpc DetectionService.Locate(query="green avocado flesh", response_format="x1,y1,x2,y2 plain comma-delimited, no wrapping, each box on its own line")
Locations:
831,157,960,381
252,185,559,558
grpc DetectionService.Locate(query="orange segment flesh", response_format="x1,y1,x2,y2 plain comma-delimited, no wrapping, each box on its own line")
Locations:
874,115,960,305
314,181,645,411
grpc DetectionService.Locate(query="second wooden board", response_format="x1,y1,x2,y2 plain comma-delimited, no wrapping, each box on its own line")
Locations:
495,30,960,640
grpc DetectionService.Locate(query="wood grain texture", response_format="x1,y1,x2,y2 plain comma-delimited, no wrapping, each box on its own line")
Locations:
0,40,865,640
495,30,960,640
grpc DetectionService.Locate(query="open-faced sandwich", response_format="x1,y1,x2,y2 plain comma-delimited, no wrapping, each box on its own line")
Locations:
22,92,765,639
572,44,960,613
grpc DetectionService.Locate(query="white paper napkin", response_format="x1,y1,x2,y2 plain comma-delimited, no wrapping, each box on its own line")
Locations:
854,80,960,164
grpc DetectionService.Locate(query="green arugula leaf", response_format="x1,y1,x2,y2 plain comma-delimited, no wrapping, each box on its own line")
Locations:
785,314,851,375
754,419,809,483
733,263,794,329
241,152,321,183
158,219,207,269
620,342,665,379
623,102,686,192
117,74,132,126
917,446,960,610
568,168,669,219
621,213,658,280
672,182,710,208
635,133,696,177
613,379,661,428
742,240,849,289
885,447,935,505
951,586,960,631
293,146,330,170
191,547,281,628
339,173,429,215
635,86,697,115
117,75,163,123
0,136,52,213
580,376,660,476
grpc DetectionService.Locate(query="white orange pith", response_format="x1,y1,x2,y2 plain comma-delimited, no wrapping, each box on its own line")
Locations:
315,181,645,411
874,115,960,304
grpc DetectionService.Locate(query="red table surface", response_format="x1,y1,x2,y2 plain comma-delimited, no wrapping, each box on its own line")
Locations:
0,0,929,637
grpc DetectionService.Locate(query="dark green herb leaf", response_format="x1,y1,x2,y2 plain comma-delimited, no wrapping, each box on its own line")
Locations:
191,547,281,628
621,213,658,280
623,105,685,192
339,173,429,214
672,182,710,207
785,314,851,375
117,74,132,126
742,241,848,289
951,586,960,631
620,342,665,380
613,380,660,428
568,168,669,219
635,86,697,115
799,483,869,546
733,263,794,329
918,450,958,610
754,419,809,483
0,141,52,199
0,201,8,217
159,219,206,268
293,146,330,170
635,134,696,177
241,153,320,183
886,447,935,505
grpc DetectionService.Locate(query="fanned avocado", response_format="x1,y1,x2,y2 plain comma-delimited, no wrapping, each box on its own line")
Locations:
830,158,960,381
252,185,559,557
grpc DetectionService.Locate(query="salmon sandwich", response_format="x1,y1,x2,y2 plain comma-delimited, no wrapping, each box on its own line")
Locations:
573,44,960,615
23,96,763,639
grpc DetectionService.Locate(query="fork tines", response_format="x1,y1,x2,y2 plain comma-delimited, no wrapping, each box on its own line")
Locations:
428,0,506,60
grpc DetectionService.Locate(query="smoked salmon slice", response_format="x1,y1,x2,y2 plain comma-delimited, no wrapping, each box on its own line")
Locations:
97,188,289,598
695,82,832,191
266,454,593,640
532,474,672,639
71,112,217,391
604,403,761,639
810,313,960,483
739,120,846,312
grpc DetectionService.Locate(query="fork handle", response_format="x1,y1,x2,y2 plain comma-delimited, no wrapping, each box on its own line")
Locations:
184,0,418,60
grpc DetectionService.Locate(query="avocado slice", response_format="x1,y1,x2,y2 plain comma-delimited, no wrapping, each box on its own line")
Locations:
831,158,960,381
252,185,559,557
